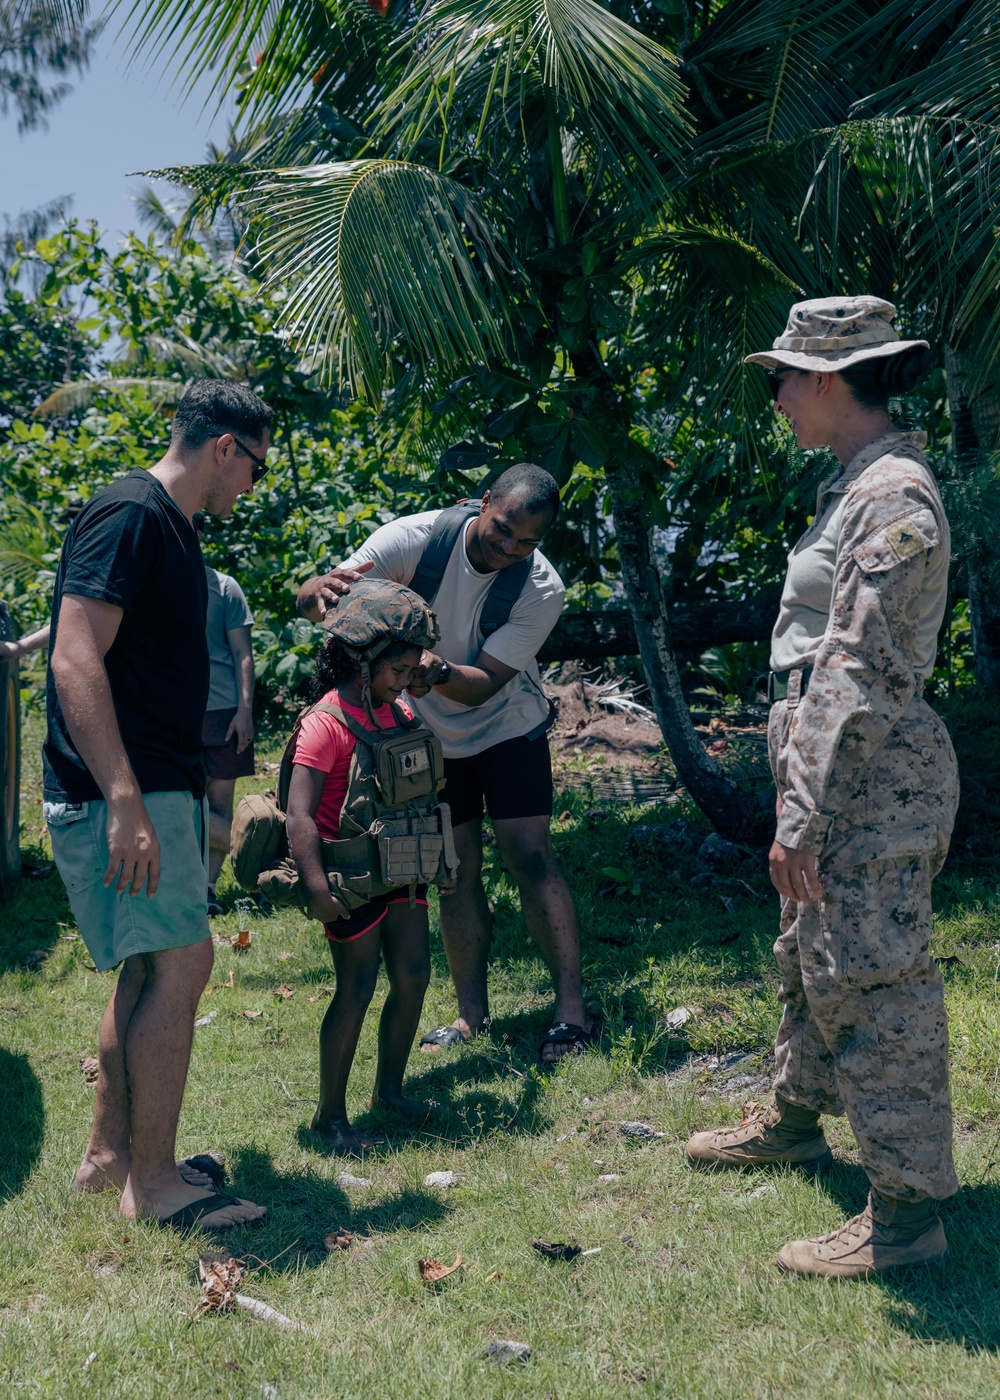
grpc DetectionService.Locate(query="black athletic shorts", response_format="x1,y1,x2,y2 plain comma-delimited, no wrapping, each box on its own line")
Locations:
441,733,553,829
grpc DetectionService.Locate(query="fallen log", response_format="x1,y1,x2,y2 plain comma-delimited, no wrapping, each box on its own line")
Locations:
538,585,782,664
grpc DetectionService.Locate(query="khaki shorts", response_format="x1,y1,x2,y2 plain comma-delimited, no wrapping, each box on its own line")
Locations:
45,790,210,971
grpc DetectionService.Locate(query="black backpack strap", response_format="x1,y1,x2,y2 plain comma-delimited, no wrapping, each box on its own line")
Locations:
479,555,532,642
408,504,479,606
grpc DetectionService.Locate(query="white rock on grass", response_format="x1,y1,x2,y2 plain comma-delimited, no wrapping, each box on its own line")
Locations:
485,1340,532,1366
424,1170,459,1188
194,1011,218,1028
619,1121,666,1140
597,1174,621,1183
665,1006,694,1030
337,1171,371,1189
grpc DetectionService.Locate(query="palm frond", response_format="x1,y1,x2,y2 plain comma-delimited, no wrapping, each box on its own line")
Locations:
0,502,53,589
377,0,690,193
109,0,388,124
32,377,186,418
227,159,523,398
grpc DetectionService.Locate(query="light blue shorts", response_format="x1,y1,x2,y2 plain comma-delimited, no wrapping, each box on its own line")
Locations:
45,790,211,972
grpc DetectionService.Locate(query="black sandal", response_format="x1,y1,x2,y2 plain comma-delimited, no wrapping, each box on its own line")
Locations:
419,1025,465,1051
154,1192,260,1232
538,1022,596,1062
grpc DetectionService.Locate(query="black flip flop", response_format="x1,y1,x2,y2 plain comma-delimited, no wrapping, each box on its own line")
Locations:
538,1022,596,1062
157,1191,259,1232
419,1026,465,1050
179,1153,227,1190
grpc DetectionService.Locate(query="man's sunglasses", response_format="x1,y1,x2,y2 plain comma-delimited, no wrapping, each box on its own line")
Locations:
229,434,270,485
765,367,803,401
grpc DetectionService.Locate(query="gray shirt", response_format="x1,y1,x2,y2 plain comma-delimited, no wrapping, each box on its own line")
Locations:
205,567,253,712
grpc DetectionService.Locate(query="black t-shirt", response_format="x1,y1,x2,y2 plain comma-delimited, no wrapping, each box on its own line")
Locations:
43,470,210,802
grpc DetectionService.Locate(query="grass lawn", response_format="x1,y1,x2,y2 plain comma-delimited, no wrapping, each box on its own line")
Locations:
3,707,1000,1398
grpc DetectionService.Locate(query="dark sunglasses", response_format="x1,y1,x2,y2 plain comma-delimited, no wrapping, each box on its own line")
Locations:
229,434,270,485
765,367,802,401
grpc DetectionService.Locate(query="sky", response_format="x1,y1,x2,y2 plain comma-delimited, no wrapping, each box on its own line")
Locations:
2,19,237,242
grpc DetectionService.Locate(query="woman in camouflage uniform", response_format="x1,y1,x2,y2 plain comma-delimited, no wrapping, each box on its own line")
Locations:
685,296,960,1279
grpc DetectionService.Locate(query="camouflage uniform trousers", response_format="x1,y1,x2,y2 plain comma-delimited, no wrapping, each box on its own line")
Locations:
769,695,960,1201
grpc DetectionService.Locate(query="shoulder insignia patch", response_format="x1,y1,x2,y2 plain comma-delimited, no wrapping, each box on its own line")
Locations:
885,520,927,562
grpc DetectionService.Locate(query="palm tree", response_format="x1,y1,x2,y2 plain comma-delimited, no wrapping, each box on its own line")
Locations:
117,0,787,836
111,0,1000,830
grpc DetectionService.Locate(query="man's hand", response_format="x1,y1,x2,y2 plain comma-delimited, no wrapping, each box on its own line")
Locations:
407,650,444,698
769,841,822,906
296,561,375,622
104,793,161,896
307,889,348,924
226,707,254,754
436,876,457,898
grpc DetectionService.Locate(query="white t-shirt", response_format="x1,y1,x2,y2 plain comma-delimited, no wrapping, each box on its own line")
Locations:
340,511,565,758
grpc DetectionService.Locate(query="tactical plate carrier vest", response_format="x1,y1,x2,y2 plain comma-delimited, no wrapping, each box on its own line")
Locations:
230,698,459,911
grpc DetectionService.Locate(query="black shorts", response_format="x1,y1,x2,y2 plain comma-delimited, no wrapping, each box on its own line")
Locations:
441,733,553,829
202,707,255,781
324,886,428,943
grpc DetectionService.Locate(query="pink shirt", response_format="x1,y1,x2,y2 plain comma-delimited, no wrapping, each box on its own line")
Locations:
293,691,414,840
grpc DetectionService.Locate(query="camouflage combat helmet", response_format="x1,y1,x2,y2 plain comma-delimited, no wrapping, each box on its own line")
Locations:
322,578,440,721
321,577,440,663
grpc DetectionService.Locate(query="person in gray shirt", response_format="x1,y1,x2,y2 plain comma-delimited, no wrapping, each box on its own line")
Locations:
193,514,255,914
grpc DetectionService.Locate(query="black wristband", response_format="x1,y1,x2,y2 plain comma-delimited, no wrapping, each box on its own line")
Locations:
435,661,453,687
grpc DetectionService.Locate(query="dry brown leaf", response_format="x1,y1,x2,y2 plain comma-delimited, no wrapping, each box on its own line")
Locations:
318,986,335,997
324,1229,354,1252
418,1253,463,1283
234,929,252,950
275,983,295,1000
224,969,235,990
80,1057,99,1085
241,1010,263,1020
484,1269,500,1283
198,1251,245,1312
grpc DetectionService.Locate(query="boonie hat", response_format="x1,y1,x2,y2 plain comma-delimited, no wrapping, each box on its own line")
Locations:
744,295,929,373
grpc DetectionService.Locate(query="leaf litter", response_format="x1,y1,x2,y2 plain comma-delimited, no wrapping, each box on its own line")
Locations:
418,1254,462,1283
198,1251,311,1333
79,1057,99,1086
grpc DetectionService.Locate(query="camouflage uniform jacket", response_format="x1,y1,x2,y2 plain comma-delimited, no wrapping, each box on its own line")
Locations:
772,430,956,864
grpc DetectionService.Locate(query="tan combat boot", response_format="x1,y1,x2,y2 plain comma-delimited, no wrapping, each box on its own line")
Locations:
776,1192,949,1279
685,1097,833,1174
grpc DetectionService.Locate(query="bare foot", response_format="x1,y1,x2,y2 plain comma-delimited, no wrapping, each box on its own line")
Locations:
74,1153,220,1194
120,1173,266,1229
372,1090,440,1118
310,1115,375,1153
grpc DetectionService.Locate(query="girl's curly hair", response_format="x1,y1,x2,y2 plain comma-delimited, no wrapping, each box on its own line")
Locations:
310,637,418,702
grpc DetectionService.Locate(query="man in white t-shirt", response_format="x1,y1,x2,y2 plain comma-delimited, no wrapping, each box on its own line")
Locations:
296,464,592,1063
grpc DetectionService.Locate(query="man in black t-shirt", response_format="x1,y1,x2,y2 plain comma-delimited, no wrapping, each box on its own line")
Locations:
45,380,272,1232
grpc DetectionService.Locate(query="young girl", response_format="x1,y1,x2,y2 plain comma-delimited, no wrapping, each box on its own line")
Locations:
285,581,452,1153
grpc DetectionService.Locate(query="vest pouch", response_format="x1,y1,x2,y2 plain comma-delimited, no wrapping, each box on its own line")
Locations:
320,832,377,878
327,870,374,910
231,794,288,893
371,816,444,884
369,729,445,806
